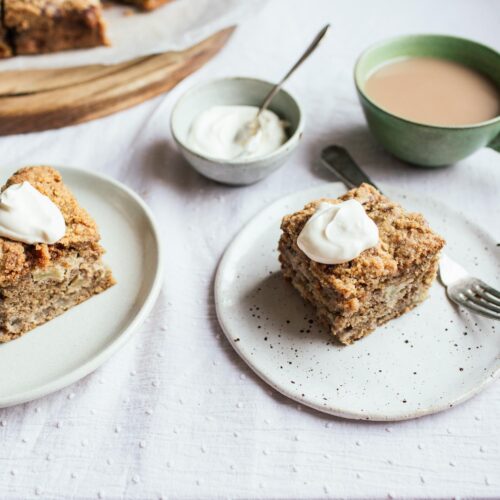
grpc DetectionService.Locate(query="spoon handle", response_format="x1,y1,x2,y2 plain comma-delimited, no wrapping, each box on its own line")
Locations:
258,24,331,116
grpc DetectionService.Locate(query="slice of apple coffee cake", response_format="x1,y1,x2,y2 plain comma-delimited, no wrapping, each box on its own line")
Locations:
278,183,445,345
0,166,115,343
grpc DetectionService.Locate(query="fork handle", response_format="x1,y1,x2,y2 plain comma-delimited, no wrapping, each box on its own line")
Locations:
321,145,381,192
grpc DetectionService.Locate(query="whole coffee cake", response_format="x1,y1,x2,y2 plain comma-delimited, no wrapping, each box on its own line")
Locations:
0,166,115,343
278,183,445,345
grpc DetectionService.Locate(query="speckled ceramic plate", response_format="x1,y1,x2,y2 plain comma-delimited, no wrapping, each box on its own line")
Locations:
0,166,163,408
215,183,500,421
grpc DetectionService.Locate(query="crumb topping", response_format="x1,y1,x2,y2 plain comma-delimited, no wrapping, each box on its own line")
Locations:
0,166,102,285
280,183,445,298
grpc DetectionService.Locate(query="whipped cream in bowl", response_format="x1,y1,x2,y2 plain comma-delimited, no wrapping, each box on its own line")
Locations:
0,181,66,245
171,77,304,185
297,199,379,264
187,105,287,161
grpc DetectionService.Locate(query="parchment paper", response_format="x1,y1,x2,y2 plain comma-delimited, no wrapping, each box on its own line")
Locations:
0,0,267,71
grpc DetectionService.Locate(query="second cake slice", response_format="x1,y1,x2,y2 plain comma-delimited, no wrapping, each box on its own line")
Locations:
278,183,445,345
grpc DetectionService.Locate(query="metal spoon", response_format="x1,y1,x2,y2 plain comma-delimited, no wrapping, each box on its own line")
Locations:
234,24,331,149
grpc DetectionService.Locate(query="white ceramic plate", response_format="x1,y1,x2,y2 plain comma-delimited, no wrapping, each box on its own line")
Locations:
0,167,163,408
215,183,500,421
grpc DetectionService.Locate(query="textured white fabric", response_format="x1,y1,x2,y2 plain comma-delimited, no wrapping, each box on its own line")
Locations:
0,0,499,498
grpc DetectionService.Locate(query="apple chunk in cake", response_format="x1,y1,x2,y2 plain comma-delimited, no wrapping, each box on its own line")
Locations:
278,183,445,345
0,166,115,343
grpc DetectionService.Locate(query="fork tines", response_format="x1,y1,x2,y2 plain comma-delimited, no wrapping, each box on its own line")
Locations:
454,279,500,320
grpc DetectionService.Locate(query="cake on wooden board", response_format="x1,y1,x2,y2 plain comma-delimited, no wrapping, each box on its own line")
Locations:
0,0,175,57
3,0,109,55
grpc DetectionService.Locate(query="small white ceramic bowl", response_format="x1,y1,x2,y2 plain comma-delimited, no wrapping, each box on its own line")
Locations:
170,77,304,185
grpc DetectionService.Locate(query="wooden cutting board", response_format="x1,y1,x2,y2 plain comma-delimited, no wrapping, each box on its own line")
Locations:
0,27,234,136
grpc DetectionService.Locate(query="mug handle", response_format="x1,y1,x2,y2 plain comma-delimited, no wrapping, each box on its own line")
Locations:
488,133,500,152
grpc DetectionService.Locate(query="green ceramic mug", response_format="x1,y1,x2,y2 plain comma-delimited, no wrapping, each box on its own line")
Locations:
354,34,500,167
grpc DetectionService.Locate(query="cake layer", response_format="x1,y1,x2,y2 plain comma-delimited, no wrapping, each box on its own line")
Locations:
281,245,440,344
0,245,114,342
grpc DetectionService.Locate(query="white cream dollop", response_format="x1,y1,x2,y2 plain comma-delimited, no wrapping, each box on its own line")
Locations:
297,199,379,264
0,182,66,245
187,105,287,161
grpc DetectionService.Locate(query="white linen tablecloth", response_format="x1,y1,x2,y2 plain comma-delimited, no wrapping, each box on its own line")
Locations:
0,0,499,498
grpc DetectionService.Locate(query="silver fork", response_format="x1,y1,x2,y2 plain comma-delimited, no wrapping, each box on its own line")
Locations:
321,144,500,321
